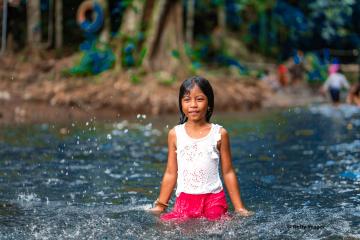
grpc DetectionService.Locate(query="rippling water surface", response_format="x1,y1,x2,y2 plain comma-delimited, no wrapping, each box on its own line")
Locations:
0,105,359,239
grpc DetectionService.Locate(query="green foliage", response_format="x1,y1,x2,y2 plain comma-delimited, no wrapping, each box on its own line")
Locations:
121,32,146,69
156,72,176,86
309,0,355,41
137,47,147,66
65,41,115,77
232,0,275,12
130,73,141,84
171,50,180,59
304,53,328,84
184,43,202,74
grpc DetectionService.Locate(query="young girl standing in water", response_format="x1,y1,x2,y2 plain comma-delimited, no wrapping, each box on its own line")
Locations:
150,76,253,221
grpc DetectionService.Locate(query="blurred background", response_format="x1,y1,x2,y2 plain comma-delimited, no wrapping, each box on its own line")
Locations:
0,1,360,239
0,0,359,122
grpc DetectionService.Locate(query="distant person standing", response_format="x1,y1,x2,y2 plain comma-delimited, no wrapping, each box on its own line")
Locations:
321,67,350,105
289,50,305,84
278,64,289,87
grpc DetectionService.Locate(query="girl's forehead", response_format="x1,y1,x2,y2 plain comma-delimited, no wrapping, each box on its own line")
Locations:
184,85,205,95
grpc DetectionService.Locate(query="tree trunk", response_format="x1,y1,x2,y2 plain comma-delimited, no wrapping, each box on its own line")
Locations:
185,0,194,46
26,0,41,53
98,0,110,45
212,4,226,52
258,9,267,54
114,0,146,71
142,0,189,73
55,0,62,50
1,0,8,55
44,0,53,49
119,0,145,37
217,4,226,36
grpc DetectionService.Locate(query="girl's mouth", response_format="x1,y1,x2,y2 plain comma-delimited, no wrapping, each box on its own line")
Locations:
188,111,199,115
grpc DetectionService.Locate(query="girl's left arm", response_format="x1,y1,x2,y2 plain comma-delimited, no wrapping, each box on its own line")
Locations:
219,128,253,216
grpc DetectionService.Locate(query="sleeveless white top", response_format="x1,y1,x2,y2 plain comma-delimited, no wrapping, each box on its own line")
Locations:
175,123,223,196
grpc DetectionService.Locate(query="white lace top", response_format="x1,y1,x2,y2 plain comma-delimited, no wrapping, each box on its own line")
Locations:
175,123,223,196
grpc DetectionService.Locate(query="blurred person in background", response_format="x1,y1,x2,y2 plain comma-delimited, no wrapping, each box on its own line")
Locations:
321,66,350,105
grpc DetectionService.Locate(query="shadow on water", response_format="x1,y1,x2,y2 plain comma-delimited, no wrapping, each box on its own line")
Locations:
0,104,359,239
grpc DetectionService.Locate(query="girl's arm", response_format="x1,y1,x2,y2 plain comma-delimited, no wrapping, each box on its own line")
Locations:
219,128,253,216
149,128,178,213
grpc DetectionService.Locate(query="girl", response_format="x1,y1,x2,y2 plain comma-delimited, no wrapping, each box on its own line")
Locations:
150,76,253,221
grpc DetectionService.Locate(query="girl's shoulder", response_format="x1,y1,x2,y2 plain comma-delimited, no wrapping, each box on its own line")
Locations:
173,123,184,134
212,123,226,131
168,127,177,144
168,126,177,136
219,127,228,136
211,124,228,137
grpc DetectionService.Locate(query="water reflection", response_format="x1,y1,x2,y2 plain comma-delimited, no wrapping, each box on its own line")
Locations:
0,104,359,239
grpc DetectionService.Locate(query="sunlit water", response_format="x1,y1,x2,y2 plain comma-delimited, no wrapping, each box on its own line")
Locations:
0,105,359,239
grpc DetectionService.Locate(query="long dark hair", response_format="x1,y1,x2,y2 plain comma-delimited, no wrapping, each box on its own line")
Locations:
178,76,214,124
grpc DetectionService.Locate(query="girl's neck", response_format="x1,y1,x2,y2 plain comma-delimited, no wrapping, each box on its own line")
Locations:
184,120,212,139
185,120,210,129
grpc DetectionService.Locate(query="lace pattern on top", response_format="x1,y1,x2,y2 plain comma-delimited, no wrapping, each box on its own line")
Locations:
175,123,223,196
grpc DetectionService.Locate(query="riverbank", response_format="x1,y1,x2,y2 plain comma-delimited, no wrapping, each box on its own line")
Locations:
0,55,323,125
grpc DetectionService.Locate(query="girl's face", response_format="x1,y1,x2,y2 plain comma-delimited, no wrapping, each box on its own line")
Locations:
181,84,208,122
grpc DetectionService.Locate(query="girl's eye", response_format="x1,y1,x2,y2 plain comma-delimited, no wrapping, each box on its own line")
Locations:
183,98,190,102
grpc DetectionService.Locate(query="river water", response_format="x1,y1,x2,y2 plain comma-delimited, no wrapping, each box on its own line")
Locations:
0,105,359,239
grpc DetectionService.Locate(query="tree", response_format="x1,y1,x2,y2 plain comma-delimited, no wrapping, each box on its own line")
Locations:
185,0,195,46
141,0,189,73
98,0,110,44
26,0,41,54
55,0,63,50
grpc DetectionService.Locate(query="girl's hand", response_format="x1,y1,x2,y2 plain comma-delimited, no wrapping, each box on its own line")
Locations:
148,205,166,214
235,208,254,217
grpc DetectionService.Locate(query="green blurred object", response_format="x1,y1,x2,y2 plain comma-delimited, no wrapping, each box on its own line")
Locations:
67,41,115,76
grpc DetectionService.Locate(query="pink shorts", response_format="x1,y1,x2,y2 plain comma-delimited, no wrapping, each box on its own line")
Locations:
160,190,228,221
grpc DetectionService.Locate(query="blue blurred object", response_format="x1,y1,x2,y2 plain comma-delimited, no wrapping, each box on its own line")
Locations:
215,54,247,74
124,55,135,66
79,2,104,34
68,41,115,76
340,171,360,181
332,58,340,65
274,0,308,32
124,43,135,54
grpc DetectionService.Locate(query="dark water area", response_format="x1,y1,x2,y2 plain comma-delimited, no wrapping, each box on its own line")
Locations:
0,105,359,239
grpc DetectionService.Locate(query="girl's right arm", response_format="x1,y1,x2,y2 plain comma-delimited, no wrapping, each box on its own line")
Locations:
149,128,178,213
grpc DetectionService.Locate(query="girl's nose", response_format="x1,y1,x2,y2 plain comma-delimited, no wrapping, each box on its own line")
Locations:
190,100,197,107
